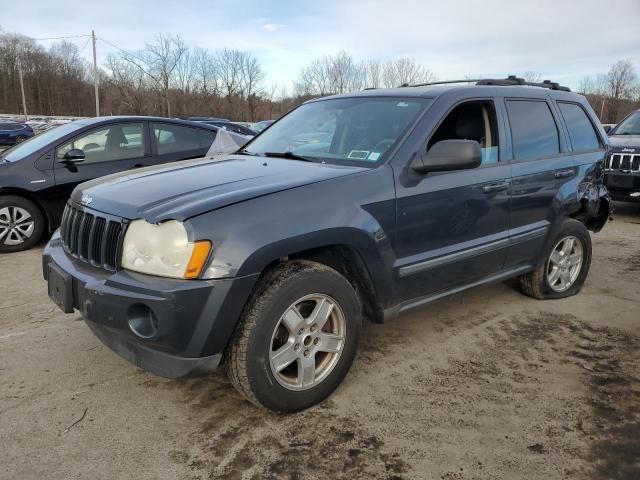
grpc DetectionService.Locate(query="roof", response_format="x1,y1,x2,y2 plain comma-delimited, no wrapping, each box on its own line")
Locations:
312,77,581,102
74,116,219,130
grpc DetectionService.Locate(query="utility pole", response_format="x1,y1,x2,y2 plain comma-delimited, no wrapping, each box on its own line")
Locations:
92,30,100,117
16,56,28,120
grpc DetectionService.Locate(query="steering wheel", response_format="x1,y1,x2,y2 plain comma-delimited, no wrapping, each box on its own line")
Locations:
373,139,395,151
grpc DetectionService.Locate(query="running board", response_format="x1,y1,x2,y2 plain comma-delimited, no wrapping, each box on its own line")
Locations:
382,265,532,322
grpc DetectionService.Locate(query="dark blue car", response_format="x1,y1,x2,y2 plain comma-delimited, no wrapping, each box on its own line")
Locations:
43,77,611,412
0,120,34,146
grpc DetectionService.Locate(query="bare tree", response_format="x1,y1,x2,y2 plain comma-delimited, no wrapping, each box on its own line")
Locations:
382,58,434,87
522,71,542,83
240,52,265,120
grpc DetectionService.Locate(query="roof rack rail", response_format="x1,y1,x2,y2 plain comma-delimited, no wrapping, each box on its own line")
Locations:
401,75,571,92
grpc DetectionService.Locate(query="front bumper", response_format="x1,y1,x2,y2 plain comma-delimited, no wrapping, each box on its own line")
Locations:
43,231,259,378
605,173,640,202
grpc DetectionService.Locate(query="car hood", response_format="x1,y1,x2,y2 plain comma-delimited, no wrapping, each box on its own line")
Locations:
71,155,366,222
609,135,640,153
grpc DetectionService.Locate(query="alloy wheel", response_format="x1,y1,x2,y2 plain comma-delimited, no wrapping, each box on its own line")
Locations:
269,293,346,391
0,206,35,246
546,235,583,292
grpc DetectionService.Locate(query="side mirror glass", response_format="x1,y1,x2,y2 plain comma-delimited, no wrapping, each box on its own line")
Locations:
60,149,85,164
603,125,612,134
412,139,482,173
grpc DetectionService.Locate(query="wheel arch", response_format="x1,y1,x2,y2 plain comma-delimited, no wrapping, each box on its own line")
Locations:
235,230,393,324
0,188,51,232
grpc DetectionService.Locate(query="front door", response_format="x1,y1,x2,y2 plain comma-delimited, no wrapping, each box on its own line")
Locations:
51,122,150,213
392,99,511,304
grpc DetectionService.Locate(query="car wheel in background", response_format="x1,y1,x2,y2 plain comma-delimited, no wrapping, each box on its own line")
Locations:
0,196,45,253
14,136,27,144
519,219,592,300
226,260,362,412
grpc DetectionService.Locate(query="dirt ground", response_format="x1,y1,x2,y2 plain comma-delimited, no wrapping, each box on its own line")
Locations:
1,204,639,480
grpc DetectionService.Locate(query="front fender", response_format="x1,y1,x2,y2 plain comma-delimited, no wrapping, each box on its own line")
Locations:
188,167,398,308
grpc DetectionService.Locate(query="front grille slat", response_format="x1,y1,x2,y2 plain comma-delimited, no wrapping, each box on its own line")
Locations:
104,221,122,270
91,217,106,265
60,203,123,271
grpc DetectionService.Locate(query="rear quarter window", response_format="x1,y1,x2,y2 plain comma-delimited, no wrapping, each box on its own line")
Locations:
557,102,600,151
506,100,560,161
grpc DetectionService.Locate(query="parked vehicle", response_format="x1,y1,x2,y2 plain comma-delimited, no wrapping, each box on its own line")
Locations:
603,109,640,201
251,120,274,132
0,117,220,252
43,77,610,412
179,116,230,122
198,120,256,137
0,121,34,146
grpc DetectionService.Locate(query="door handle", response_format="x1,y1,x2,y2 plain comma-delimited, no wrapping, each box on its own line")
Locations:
554,168,574,179
482,181,509,194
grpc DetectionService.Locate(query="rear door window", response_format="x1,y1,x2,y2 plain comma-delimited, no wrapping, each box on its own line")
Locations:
506,100,560,161
557,102,600,151
152,123,215,155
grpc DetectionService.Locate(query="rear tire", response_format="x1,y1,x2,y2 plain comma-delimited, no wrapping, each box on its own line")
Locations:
226,260,362,412
519,219,592,299
14,136,27,144
0,196,45,253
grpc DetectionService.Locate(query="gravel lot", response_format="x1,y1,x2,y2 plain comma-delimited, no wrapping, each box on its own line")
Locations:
1,204,639,480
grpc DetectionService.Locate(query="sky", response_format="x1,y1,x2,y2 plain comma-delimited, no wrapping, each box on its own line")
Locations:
2,0,639,91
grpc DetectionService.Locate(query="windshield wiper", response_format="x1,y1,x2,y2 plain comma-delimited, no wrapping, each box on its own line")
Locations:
263,151,316,162
236,149,258,156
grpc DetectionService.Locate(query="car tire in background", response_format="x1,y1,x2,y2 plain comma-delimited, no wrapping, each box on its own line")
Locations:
14,136,27,144
226,260,362,412
0,195,45,253
519,219,592,300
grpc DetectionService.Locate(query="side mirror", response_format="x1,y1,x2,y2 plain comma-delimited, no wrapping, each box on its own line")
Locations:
412,139,482,173
603,125,612,134
60,149,85,164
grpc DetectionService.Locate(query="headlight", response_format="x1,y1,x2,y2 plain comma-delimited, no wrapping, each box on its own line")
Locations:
121,220,211,279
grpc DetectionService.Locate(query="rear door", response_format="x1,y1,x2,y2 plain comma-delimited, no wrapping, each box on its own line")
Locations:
150,122,216,164
500,95,576,269
392,96,512,304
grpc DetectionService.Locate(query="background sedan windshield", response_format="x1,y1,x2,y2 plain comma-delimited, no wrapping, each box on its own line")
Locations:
244,97,430,165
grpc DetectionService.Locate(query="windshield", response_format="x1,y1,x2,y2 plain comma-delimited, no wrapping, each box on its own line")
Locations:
610,111,640,135
1,122,86,162
243,97,431,165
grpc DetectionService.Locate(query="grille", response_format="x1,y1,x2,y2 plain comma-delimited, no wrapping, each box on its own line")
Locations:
605,153,640,172
60,203,124,271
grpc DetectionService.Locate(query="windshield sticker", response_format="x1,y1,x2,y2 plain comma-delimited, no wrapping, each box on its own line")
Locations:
396,102,409,107
368,152,381,161
347,150,370,160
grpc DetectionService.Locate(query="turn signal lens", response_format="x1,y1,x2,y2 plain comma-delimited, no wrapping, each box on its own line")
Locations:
184,240,212,279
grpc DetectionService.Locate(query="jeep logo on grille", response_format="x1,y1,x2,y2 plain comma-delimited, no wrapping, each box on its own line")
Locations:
80,194,93,206
621,148,636,153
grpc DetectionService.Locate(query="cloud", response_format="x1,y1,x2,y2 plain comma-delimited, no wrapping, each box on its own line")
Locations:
262,23,287,32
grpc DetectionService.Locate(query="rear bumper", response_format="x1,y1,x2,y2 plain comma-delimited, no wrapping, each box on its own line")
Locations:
43,230,259,378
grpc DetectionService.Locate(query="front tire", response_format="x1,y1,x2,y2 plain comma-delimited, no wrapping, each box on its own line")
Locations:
0,196,45,253
226,260,362,412
519,219,592,299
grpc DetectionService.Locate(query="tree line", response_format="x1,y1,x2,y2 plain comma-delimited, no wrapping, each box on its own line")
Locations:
1,28,638,124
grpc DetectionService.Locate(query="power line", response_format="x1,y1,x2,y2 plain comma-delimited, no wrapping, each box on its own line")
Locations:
96,36,130,55
78,37,91,55
33,34,91,41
